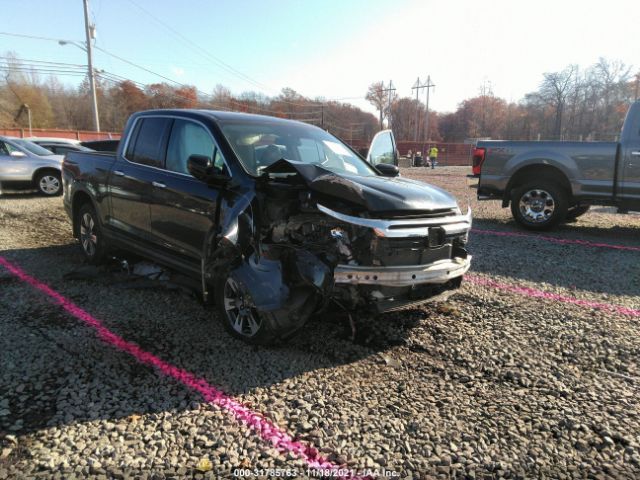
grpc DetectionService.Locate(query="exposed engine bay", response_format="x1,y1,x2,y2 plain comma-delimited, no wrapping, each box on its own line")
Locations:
206,159,472,340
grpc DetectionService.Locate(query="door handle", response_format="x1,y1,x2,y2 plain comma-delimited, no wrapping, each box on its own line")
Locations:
113,170,125,176
631,151,640,156
152,181,166,189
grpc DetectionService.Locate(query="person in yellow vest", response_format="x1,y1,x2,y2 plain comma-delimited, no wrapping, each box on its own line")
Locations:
428,145,438,169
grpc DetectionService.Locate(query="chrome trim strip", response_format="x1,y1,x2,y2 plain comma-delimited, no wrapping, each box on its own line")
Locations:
316,203,472,237
334,256,471,287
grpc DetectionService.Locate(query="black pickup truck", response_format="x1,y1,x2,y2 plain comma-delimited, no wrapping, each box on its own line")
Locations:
63,110,472,344
474,101,640,229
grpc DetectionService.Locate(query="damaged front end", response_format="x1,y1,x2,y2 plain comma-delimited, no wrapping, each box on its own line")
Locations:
207,159,471,343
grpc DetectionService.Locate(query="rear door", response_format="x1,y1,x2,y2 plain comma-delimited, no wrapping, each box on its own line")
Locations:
108,117,172,241
366,130,398,166
148,117,224,262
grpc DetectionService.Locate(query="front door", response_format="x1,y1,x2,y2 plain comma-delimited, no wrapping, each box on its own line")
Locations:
108,117,172,241
0,141,31,183
366,129,398,166
149,118,223,261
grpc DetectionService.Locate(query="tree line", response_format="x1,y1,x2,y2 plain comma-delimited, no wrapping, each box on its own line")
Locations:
0,53,378,142
366,58,638,143
1,53,638,143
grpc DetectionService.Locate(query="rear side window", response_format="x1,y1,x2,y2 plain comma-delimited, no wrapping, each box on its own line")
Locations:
166,119,215,175
126,117,172,168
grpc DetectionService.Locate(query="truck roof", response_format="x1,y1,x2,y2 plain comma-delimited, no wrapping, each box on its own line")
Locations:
134,109,319,128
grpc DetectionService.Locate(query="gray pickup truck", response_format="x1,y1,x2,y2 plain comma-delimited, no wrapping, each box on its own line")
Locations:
475,101,640,230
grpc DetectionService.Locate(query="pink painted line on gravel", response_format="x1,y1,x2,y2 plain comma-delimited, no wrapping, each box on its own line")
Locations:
471,228,640,252
0,256,366,479
466,274,640,318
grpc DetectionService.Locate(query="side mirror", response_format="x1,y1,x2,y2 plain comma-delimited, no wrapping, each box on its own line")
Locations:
376,163,400,177
187,154,230,185
10,151,26,158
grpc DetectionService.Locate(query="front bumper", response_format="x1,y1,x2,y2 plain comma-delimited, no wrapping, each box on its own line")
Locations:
333,256,471,287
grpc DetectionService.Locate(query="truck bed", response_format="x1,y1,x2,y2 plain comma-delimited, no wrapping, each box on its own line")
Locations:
478,140,619,201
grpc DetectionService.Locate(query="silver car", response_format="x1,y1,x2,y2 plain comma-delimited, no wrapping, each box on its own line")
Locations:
0,136,64,195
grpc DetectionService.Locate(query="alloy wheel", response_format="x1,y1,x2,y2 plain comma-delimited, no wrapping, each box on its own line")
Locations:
80,212,98,257
223,277,261,337
519,189,555,223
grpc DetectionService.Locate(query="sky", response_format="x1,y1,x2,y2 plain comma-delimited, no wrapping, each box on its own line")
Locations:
1,0,638,114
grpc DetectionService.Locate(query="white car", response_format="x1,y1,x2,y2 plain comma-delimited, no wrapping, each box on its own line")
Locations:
0,136,64,195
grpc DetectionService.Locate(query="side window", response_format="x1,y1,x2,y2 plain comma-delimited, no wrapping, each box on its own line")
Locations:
1,142,19,155
166,119,215,175
213,148,228,174
367,131,395,166
127,117,172,168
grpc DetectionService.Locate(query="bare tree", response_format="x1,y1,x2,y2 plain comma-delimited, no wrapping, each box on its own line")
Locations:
366,81,389,129
540,65,577,138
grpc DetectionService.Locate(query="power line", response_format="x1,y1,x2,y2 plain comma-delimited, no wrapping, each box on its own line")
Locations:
124,0,272,93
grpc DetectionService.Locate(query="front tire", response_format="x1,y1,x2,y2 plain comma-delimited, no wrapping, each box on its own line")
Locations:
214,273,277,345
77,203,108,264
36,171,62,196
510,180,568,230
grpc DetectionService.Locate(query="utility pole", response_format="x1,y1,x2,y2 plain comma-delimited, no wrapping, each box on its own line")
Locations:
83,0,100,132
381,80,396,129
635,72,640,101
14,104,32,136
424,75,435,141
412,77,428,141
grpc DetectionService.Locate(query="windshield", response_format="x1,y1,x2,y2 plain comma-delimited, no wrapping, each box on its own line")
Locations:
12,139,54,156
219,121,377,177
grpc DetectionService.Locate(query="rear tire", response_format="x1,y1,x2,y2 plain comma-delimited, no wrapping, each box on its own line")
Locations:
510,180,568,230
565,204,590,221
77,203,109,264
36,170,62,196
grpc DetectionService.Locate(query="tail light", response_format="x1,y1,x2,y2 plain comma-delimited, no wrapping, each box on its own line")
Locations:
472,147,486,175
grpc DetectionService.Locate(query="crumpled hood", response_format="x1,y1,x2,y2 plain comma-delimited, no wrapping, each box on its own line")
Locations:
263,159,458,212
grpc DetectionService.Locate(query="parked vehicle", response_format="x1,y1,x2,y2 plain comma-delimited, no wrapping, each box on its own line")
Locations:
25,136,81,145
30,140,94,155
80,139,119,152
63,110,472,344
475,101,640,230
0,136,64,195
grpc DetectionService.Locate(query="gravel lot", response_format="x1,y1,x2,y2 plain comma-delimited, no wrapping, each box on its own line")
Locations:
1,167,639,479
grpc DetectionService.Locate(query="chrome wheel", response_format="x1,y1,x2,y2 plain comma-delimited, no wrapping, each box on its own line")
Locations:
519,189,555,223
223,277,261,337
39,175,60,195
80,212,98,257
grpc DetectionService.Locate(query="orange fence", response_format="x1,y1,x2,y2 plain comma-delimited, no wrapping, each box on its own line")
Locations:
395,141,472,166
350,139,473,166
0,128,121,142
1,127,472,166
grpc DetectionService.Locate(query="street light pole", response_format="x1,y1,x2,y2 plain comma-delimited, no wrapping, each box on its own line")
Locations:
83,0,100,132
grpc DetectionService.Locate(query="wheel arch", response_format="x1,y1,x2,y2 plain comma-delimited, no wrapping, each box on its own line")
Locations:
503,163,572,207
71,190,97,239
32,167,61,184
